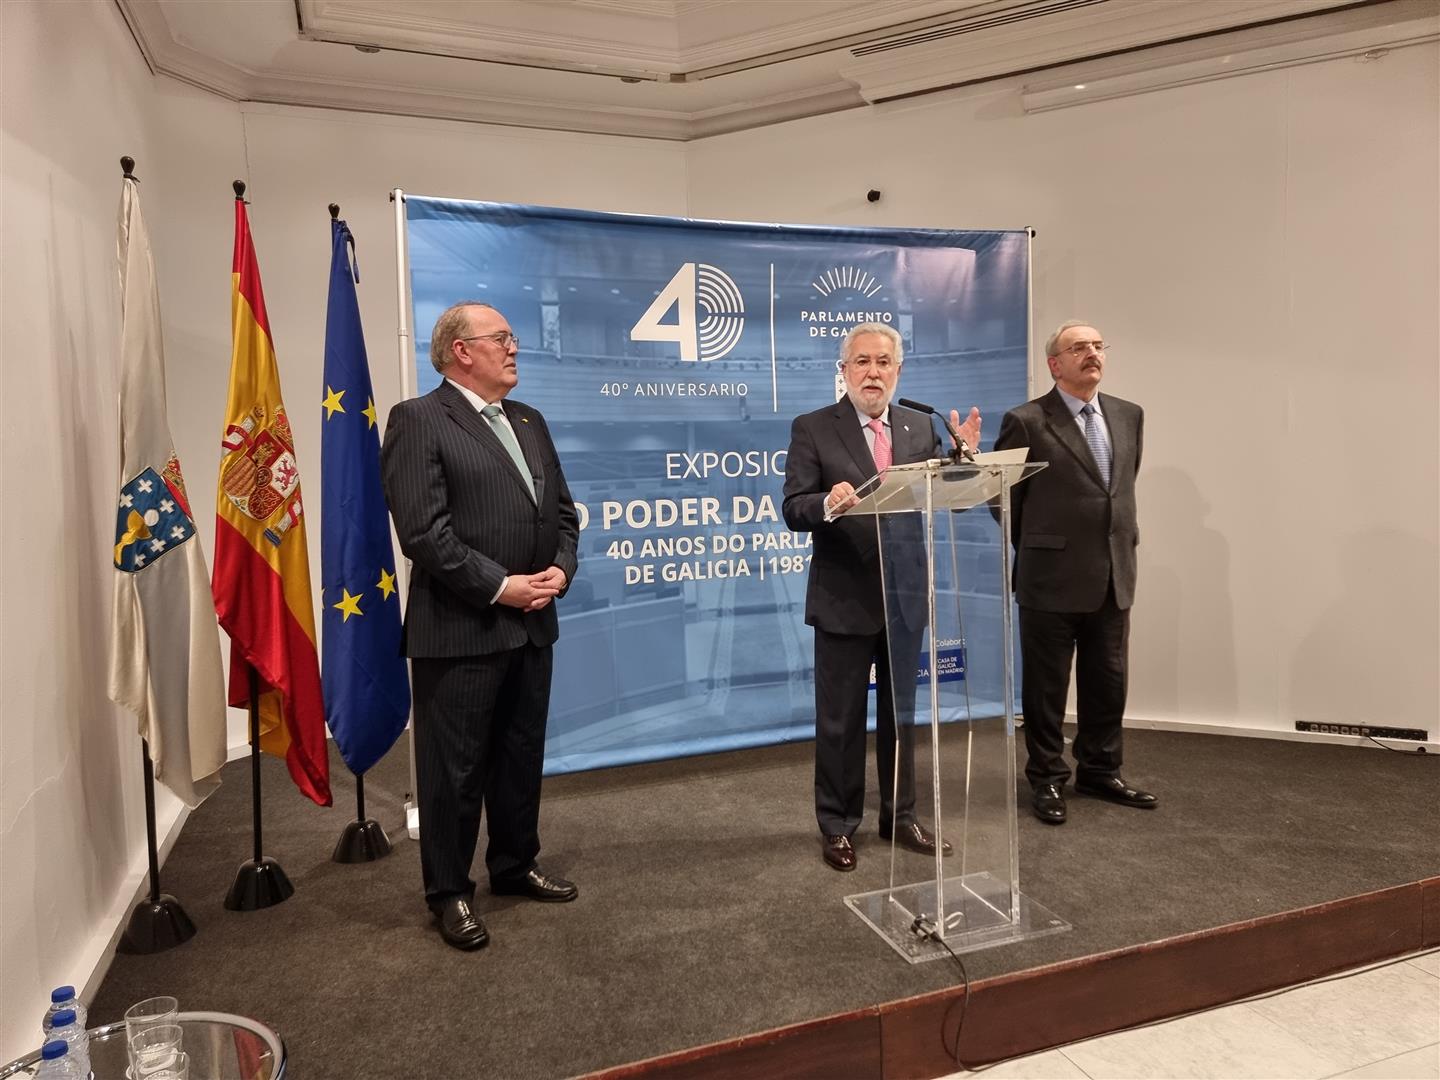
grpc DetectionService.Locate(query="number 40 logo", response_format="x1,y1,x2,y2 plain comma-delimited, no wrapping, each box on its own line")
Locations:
629,262,746,362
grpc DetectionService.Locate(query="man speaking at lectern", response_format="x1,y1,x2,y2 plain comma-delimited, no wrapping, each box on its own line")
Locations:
993,321,1156,826
783,323,981,872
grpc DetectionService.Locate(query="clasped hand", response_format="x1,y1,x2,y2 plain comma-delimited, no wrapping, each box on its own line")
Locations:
499,566,567,611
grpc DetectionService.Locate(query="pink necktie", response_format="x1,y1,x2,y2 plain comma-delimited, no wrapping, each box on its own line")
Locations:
868,418,891,475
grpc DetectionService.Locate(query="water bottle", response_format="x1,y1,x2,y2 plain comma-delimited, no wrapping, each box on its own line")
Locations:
34,1039,83,1079
45,1008,89,1075
42,986,87,1034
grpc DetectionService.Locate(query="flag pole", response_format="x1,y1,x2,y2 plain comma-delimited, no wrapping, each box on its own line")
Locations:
219,183,297,909
225,664,295,909
323,200,398,863
110,156,198,955
118,740,199,953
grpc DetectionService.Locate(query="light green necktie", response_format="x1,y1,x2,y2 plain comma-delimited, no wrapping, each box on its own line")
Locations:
481,404,535,500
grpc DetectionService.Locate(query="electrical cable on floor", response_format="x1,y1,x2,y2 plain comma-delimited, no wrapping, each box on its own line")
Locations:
1363,733,1433,756
911,916,973,1072
952,947,1439,1075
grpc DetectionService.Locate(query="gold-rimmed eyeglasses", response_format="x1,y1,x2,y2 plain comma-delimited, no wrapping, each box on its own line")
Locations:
1061,340,1109,356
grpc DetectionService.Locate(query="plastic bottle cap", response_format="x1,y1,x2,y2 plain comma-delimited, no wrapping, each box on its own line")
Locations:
41,1040,68,1060
51,1009,76,1027
51,986,75,1003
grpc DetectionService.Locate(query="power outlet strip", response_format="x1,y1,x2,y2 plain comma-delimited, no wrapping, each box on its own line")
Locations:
1295,721,1429,742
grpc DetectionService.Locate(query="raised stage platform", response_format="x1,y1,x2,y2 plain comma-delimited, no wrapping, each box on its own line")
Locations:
90,727,1439,1079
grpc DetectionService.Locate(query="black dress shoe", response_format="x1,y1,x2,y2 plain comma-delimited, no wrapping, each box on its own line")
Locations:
434,897,489,950
822,834,856,872
879,821,953,855
1032,784,1067,824
491,868,578,903
1075,775,1158,809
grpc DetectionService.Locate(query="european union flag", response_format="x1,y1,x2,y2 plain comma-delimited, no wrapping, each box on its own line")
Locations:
321,216,410,775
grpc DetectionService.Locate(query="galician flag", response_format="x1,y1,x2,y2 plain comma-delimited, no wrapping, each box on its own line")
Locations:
320,215,410,775
108,173,227,808
211,191,332,807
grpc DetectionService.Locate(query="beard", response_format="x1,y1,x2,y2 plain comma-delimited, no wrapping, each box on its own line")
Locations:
845,380,893,417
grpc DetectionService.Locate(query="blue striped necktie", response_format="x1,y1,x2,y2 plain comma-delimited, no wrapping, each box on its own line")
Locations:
1080,403,1111,488
481,404,535,500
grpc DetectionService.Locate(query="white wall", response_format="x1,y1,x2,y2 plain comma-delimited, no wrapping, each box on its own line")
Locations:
686,47,1440,738
3,0,1435,1060
1,0,182,1060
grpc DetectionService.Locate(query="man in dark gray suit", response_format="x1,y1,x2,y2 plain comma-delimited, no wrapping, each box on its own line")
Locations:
783,323,981,871
382,301,579,950
993,320,1156,825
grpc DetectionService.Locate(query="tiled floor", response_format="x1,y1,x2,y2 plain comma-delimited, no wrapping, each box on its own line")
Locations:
943,949,1440,1080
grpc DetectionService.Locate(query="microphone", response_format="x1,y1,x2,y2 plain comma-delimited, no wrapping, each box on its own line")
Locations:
897,397,975,462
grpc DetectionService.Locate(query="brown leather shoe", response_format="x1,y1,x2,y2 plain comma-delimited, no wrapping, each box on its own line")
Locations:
822,834,856,872
434,896,489,950
880,821,953,855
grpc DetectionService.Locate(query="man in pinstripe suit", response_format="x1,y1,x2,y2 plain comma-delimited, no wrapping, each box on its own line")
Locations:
382,301,580,950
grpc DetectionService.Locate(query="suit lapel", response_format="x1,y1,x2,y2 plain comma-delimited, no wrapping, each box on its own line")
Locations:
1098,392,1129,493
1040,387,1107,491
891,406,931,465
436,382,537,502
831,401,878,479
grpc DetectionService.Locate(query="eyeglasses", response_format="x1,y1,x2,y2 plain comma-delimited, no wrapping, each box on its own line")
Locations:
1060,340,1109,356
847,355,898,372
461,331,520,350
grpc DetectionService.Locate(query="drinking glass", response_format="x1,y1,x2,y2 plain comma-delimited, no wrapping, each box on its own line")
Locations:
123,996,178,1041
128,1022,184,1077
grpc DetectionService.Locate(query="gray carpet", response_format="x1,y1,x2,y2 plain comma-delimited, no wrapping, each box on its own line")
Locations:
88,728,1439,1079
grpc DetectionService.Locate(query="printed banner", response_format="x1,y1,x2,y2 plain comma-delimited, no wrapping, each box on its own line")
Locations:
403,198,1029,773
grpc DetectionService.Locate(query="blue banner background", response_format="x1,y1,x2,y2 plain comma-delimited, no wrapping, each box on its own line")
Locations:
403,197,1029,773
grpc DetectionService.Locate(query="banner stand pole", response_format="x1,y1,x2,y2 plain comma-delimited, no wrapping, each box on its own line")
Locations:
390,188,421,842
332,772,392,863
224,667,294,910
117,740,197,953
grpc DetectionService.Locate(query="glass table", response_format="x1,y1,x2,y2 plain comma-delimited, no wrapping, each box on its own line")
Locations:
1,1011,285,1079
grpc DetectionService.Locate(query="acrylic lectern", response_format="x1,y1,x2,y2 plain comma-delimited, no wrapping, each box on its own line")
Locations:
834,456,1072,962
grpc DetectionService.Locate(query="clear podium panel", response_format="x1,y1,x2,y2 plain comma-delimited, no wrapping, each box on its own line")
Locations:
842,460,1071,962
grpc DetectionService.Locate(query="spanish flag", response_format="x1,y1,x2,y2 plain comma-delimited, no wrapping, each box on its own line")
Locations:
212,190,332,806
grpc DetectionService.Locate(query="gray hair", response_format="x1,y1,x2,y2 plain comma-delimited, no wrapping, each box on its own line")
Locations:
429,301,495,373
1045,319,1095,358
840,322,903,367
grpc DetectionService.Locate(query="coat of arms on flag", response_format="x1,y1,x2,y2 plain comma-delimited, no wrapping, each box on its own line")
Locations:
113,457,197,571
219,403,304,545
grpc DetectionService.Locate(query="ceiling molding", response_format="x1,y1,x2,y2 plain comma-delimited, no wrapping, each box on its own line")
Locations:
244,78,695,139
115,0,253,100
297,0,969,75
116,0,1405,142
838,0,1359,102
299,1,681,74
1019,0,1440,111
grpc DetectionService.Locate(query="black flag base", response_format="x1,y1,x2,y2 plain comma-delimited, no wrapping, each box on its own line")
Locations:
332,818,392,864
118,894,197,955
224,856,294,911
